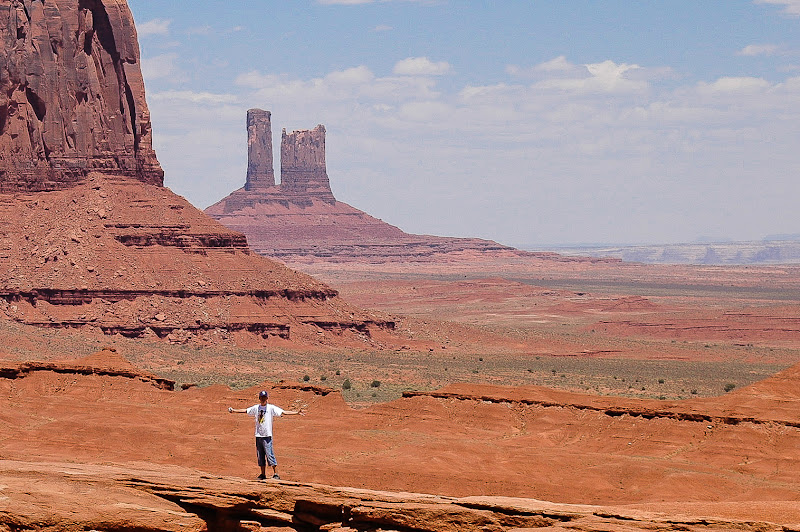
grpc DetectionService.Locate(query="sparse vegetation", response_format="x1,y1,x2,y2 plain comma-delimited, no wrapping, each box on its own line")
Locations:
342,378,351,390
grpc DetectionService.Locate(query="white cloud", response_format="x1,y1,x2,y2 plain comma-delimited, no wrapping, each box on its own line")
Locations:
372,24,393,32
150,90,240,105
137,18,171,36
393,57,453,76
325,65,375,85
532,60,647,93
235,66,440,106
697,76,771,94
738,43,783,56
535,55,576,73
507,56,584,78
141,53,181,80
755,0,800,15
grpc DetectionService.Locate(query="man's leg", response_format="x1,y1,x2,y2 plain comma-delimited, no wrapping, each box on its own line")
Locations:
255,438,268,480
265,438,279,479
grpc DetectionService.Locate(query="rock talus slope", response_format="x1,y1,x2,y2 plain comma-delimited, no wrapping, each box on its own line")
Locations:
0,173,393,344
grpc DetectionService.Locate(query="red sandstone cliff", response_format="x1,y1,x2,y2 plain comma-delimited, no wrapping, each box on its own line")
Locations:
206,110,527,262
0,0,162,191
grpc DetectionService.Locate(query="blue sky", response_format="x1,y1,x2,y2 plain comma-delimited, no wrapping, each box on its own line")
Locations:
128,0,800,247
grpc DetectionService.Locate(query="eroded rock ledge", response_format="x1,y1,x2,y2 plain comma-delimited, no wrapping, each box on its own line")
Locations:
404,381,800,429
0,358,175,390
0,460,795,532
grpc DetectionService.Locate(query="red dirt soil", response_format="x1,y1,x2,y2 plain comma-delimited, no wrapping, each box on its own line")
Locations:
299,259,800,365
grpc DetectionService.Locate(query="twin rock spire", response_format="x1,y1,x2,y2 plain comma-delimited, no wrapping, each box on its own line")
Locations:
244,109,335,204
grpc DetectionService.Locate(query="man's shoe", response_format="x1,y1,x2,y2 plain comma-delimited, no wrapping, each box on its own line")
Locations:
257,474,267,480
272,474,280,480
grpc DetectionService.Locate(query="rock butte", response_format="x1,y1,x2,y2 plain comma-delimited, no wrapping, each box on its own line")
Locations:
0,1,393,345
207,109,598,264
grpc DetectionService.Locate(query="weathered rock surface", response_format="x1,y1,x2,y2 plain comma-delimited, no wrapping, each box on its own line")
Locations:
4,460,798,532
0,0,163,191
206,194,527,262
280,124,334,203
246,108,275,189
0,6,398,347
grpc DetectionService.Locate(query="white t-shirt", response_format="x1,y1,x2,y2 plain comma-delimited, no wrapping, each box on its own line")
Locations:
246,403,284,438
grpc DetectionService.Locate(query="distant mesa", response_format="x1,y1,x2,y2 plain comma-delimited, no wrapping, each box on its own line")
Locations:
206,110,530,262
0,1,393,345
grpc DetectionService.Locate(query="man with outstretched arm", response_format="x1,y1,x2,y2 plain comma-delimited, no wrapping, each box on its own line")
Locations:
229,390,304,480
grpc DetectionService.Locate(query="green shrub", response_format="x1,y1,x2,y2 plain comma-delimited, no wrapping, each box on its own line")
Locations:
724,383,736,392
302,375,310,382
370,380,381,388
342,379,351,390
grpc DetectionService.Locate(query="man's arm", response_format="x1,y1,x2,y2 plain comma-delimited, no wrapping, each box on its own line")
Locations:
228,407,248,414
282,409,305,416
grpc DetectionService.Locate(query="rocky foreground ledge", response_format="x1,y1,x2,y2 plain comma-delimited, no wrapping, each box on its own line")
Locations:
0,460,797,532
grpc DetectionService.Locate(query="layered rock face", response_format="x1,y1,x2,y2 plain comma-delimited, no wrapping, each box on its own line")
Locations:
280,124,335,202
245,108,274,189
4,352,800,530
212,109,336,211
206,110,525,262
0,0,163,191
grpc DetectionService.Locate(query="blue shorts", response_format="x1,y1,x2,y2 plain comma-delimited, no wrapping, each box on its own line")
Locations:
255,436,277,467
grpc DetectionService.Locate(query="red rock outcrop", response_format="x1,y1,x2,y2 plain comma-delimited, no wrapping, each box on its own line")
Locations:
245,108,275,189
279,123,335,203
0,0,163,191
5,460,796,532
0,5,396,345
211,110,336,211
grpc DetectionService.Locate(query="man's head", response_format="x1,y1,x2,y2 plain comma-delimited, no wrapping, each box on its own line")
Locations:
258,390,269,404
